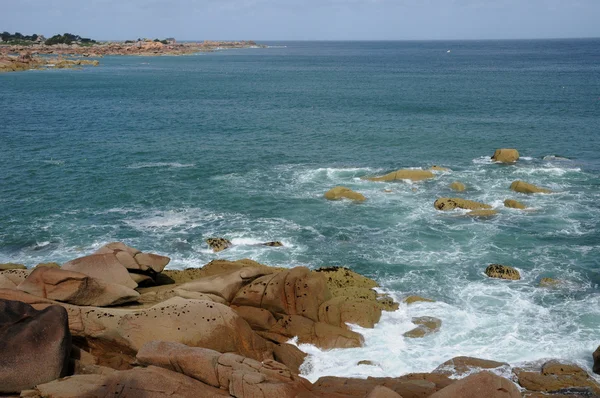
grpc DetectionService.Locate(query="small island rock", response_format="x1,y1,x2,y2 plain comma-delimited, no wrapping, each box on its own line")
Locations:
504,199,527,209
324,186,366,202
510,180,552,194
485,264,521,280
366,169,435,182
403,316,442,338
434,198,492,211
492,148,520,163
206,237,232,253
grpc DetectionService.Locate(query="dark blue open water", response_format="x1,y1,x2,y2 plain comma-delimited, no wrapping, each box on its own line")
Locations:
1,40,599,379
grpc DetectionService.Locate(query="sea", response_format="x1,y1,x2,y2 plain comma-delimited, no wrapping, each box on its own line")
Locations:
1,39,599,382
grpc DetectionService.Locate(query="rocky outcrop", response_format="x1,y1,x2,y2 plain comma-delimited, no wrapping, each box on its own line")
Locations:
0,299,71,393
136,341,311,397
206,237,232,252
433,356,509,377
510,180,552,194
429,371,520,398
594,346,600,375
366,169,435,182
492,148,520,163
504,199,526,209
514,360,600,395
0,263,26,270
179,266,270,302
17,266,139,306
403,316,442,338
449,181,465,191
485,264,521,280
62,253,139,289
434,198,492,211
324,186,366,201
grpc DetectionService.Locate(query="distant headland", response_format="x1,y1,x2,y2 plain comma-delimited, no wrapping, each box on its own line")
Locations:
0,31,265,72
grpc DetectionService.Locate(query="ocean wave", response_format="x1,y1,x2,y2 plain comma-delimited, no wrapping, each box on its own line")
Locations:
127,162,195,169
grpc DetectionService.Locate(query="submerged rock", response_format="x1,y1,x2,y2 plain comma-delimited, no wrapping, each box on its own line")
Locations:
492,148,520,163
366,169,435,182
466,209,498,218
0,299,71,393
510,180,552,194
403,316,442,338
403,295,435,305
504,199,527,209
449,181,466,191
431,165,450,172
206,237,232,252
262,241,284,247
539,277,561,287
434,197,492,211
485,264,521,280
324,186,366,201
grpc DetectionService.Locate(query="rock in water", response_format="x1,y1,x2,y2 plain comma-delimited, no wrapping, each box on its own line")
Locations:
0,299,71,393
491,148,520,163
403,316,442,338
262,241,283,247
449,181,465,191
366,169,435,182
485,264,521,280
466,209,498,218
510,180,552,194
539,277,561,287
504,199,526,209
594,346,600,375
206,237,232,252
324,186,366,201
434,198,492,211
430,165,450,171
429,371,520,398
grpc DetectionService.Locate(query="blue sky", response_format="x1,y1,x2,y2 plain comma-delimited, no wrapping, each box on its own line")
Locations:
2,0,599,41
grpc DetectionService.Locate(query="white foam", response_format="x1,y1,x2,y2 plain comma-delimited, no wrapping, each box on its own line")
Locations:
127,162,195,169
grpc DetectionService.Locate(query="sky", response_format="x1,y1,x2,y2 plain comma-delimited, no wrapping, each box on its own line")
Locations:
2,0,600,41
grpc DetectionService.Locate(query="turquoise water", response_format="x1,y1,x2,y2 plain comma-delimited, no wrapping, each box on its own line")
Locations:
1,40,600,379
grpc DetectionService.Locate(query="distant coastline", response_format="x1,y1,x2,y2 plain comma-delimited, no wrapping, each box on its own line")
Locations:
0,32,265,72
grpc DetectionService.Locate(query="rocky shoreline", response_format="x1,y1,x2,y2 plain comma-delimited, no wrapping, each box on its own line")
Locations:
0,40,264,73
1,239,599,397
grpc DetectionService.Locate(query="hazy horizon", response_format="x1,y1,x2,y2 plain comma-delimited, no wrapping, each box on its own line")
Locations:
2,0,600,41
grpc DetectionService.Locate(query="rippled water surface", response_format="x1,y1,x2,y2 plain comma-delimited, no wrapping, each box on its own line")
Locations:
1,40,599,380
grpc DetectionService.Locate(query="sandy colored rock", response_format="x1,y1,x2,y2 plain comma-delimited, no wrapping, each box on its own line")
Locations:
136,341,310,397
449,181,465,191
0,263,26,270
539,277,561,287
318,296,382,328
510,180,552,194
403,316,442,338
273,343,308,374
492,148,520,163
269,314,364,349
429,371,520,398
324,186,366,201
34,262,61,269
366,385,403,398
0,274,17,289
310,373,453,397
206,237,232,252
0,269,31,285
232,266,331,322
95,242,141,257
162,258,277,284
434,197,492,211
432,356,509,377
17,266,140,306
466,209,498,218
316,266,378,290
431,165,450,172
179,266,269,302
62,253,138,289
366,169,435,182
504,199,527,209
30,365,228,398
133,252,170,273
403,295,435,305
485,264,521,280
515,360,600,394
0,299,71,394
232,305,278,331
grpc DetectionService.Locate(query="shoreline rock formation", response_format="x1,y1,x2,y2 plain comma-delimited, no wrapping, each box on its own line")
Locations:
1,242,599,397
